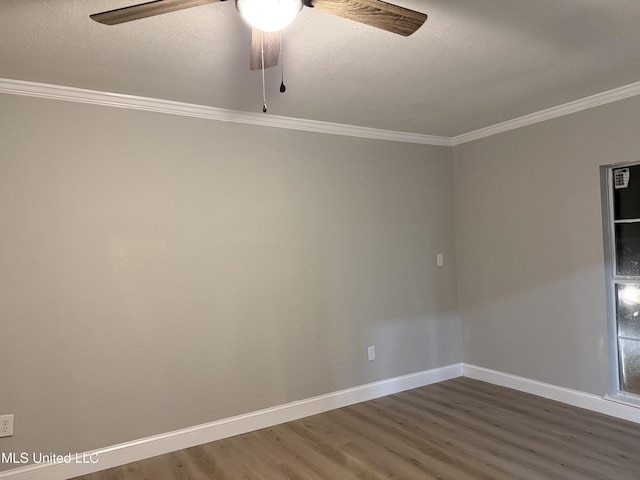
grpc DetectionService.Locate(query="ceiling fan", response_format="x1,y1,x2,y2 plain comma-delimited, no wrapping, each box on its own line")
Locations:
90,0,428,71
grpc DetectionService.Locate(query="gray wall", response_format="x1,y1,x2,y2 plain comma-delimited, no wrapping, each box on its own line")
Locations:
454,95,640,395
0,93,461,467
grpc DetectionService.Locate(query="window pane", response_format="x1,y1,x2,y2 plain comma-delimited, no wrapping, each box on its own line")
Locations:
607,164,640,397
615,223,640,276
613,164,640,220
619,338,640,395
616,284,640,339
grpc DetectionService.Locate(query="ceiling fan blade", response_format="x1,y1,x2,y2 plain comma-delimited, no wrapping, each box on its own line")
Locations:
90,0,220,25
309,0,426,36
250,29,280,70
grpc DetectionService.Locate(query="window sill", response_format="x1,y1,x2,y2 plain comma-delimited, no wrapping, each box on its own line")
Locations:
604,393,640,409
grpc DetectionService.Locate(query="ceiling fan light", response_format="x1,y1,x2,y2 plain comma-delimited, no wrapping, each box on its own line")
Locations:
236,0,303,32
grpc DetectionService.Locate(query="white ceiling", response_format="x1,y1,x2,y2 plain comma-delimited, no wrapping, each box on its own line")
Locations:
2,0,640,137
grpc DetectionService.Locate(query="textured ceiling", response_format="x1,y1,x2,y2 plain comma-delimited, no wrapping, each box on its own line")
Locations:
2,0,640,137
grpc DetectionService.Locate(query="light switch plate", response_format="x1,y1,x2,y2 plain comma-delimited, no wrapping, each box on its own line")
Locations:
367,345,376,362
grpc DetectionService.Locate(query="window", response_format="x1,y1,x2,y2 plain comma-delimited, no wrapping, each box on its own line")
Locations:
602,162,640,398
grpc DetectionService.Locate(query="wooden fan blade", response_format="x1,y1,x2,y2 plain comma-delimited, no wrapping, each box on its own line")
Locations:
309,0,426,36
91,0,220,25
250,29,280,70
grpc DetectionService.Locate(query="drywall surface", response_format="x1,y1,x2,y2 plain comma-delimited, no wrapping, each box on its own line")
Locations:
0,93,460,470
454,94,640,395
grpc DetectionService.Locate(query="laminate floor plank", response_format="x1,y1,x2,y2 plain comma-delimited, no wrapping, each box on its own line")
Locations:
255,423,365,480
380,392,610,480
334,402,502,480
426,380,640,479
430,381,640,443
440,391,637,470
400,385,636,474
387,386,620,479
181,444,230,480
436,380,640,465
301,414,449,480
386,392,578,476
358,396,550,480
284,421,390,480
252,427,330,480
72,377,640,480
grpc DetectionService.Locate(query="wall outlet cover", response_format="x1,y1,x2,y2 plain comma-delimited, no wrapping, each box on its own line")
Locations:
0,414,14,438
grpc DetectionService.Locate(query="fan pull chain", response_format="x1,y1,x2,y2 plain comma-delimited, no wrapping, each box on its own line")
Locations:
261,30,267,113
279,32,286,93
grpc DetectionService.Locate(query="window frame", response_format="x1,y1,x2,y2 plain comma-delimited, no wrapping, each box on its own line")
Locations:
601,161,640,404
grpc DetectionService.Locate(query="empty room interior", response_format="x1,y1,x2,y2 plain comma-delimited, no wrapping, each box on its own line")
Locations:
2,1,640,479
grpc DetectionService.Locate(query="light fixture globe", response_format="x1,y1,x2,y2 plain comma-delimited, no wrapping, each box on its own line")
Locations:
236,0,303,32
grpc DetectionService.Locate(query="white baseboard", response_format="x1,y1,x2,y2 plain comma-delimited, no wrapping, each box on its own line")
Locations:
0,363,463,480
6,362,638,480
463,364,640,424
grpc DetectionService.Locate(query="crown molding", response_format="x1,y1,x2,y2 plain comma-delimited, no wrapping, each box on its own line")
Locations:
451,80,640,146
0,78,452,147
4,78,640,147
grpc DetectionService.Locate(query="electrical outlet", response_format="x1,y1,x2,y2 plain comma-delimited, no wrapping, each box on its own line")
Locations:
0,414,14,438
367,345,376,362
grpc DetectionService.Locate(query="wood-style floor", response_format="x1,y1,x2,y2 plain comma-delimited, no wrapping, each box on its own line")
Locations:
72,377,640,480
